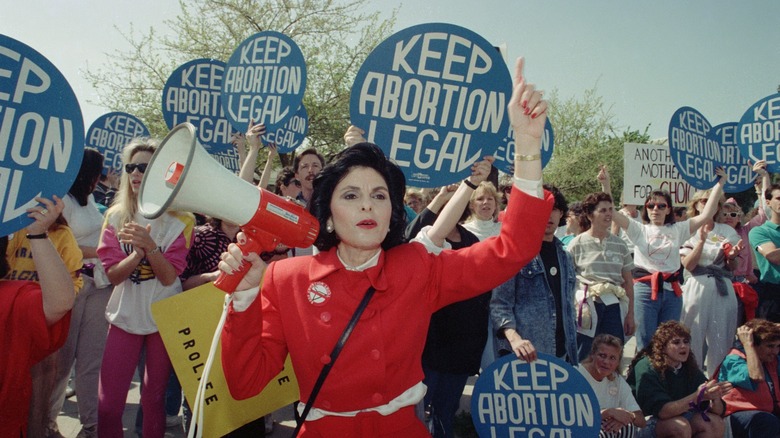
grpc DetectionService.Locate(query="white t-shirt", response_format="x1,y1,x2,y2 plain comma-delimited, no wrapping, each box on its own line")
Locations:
680,222,740,268
63,194,110,287
577,365,640,412
626,219,692,274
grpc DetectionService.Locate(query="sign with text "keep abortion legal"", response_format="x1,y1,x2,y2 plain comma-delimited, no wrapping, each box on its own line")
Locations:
737,93,780,174
86,112,150,175
162,58,241,173
0,34,85,236
221,31,306,139
471,353,600,438
668,106,723,190
350,23,512,188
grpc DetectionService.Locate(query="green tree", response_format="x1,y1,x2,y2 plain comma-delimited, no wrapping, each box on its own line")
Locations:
85,0,397,167
542,86,652,203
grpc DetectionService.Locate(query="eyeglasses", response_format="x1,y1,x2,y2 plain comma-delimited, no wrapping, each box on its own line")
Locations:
285,179,301,187
722,212,741,218
125,163,148,174
646,202,668,210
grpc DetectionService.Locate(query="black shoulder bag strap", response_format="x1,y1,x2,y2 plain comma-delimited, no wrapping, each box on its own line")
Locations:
292,286,377,437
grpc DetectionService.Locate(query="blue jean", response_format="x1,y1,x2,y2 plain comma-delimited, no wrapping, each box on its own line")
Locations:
577,301,624,362
730,410,780,438
423,366,470,438
633,282,682,351
165,371,182,416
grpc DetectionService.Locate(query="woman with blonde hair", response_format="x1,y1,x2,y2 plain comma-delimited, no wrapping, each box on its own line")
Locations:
463,181,501,241
96,138,194,438
679,187,742,374
578,334,645,437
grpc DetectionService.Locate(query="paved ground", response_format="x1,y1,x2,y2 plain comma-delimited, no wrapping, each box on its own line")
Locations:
56,338,639,437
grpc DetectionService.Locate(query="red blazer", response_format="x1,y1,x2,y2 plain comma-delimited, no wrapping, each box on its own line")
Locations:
221,187,552,414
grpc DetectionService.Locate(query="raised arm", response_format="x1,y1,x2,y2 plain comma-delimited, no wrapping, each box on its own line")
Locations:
689,168,727,233
738,326,764,382
597,164,612,195
754,160,771,212
508,57,547,186
257,144,278,190
426,157,493,247
26,196,75,325
238,121,267,183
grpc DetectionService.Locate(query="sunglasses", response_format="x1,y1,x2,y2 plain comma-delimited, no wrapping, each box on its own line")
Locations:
722,212,741,218
125,163,148,174
646,202,668,210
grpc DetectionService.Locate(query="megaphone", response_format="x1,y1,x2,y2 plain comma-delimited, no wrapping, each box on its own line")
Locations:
138,123,319,292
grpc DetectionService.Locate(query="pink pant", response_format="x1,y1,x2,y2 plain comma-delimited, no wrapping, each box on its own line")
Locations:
98,324,171,438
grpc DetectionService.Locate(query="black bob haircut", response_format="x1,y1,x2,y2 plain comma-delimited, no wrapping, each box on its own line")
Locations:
309,143,407,252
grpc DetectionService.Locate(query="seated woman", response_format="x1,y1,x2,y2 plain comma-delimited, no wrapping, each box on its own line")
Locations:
578,334,645,437
627,321,732,438
716,319,780,438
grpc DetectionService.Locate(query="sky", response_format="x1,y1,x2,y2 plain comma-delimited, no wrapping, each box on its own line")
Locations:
3,0,779,140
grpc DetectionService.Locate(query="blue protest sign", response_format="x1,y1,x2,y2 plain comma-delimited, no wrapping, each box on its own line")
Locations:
162,58,241,173
264,104,308,154
86,112,149,175
737,93,780,174
494,118,554,174
668,106,721,190
471,353,600,438
350,23,512,188
0,34,84,236
221,31,307,136
713,122,754,193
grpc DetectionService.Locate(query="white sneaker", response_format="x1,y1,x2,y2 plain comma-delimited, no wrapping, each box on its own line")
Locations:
166,415,182,428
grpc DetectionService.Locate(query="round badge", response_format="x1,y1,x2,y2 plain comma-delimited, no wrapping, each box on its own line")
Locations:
608,384,619,397
307,281,331,306
549,266,558,276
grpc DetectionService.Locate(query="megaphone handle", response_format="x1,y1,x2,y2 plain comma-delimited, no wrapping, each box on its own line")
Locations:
214,235,268,293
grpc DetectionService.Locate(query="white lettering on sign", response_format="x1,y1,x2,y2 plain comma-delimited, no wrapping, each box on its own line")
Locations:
358,72,503,134
164,87,223,118
170,114,233,145
390,32,491,83
378,123,481,173
477,392,594,428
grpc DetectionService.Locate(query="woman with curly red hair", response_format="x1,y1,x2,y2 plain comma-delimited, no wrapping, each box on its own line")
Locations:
627,321,732,437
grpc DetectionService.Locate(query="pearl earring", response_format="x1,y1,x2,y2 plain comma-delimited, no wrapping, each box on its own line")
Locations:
326,220,334,233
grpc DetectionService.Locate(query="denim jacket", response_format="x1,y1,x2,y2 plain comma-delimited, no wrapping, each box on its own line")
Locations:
490,238,578,365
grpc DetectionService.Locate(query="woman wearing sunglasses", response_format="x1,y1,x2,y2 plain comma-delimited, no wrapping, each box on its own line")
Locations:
96,139,195,438
678,188,742,375
611,168,727,351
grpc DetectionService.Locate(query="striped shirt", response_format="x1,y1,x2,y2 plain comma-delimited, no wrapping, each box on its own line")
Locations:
567,232,633,285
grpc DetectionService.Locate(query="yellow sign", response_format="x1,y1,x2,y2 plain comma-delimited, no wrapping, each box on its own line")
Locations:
152,283,299,436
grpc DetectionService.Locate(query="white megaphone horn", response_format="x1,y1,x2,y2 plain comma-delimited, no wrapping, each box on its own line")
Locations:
138,122,319,292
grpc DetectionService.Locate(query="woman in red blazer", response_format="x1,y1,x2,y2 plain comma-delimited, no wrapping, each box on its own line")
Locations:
219,58,552,437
